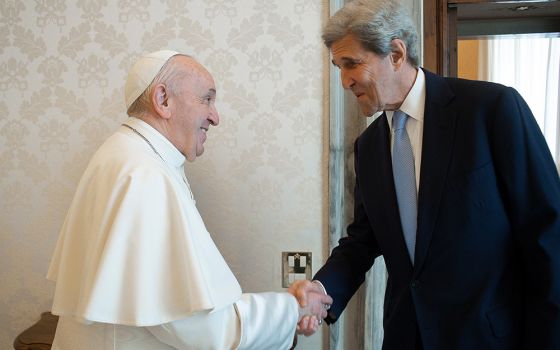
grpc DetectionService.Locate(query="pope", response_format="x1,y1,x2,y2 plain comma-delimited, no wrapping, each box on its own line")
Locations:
47,50,332,350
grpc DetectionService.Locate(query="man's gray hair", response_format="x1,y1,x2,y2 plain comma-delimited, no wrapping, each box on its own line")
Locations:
322,0,419,67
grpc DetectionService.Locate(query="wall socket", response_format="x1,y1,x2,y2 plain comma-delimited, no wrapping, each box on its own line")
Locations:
282,252,312,288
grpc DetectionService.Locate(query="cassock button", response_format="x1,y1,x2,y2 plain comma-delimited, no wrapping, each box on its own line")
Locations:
410,280,420,288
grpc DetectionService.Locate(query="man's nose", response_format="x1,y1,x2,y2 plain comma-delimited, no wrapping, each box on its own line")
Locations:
209,104,220,126
340,70,354,90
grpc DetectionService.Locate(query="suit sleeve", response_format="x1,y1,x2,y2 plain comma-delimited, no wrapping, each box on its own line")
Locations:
491,87,560,348
313,140,381,323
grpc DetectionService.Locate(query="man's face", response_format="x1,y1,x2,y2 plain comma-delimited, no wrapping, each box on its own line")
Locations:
331,34,398,116
170,59,220,162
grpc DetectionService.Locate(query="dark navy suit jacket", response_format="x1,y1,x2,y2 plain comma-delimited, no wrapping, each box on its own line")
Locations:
314,69,560,349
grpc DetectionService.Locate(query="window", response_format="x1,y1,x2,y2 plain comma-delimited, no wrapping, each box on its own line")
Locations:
459,36,560,170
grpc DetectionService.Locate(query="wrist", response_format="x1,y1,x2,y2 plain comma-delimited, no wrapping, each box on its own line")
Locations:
312,280,327,295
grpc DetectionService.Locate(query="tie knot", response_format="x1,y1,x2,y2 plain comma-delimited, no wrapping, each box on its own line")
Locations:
392,110,408,131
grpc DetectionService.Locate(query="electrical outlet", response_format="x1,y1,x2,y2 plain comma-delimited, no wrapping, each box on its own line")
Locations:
282,252,312,288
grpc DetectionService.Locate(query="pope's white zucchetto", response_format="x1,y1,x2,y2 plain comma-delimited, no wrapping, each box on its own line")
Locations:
124,49,180,110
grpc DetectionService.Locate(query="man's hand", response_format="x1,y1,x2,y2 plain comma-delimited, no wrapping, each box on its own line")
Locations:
288,280,332,336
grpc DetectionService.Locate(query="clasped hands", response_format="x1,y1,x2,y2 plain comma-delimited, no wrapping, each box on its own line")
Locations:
288,280,333,336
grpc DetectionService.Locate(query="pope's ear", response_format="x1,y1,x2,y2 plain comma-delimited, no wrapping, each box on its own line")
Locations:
151,84,171,119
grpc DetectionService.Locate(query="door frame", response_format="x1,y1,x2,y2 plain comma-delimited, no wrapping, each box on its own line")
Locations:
423,0,560,77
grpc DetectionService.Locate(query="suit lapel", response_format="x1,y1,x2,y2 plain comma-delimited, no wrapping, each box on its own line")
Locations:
414,70,457,274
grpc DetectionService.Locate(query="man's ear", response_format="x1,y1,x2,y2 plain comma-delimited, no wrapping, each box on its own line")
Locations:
151,83,171,119
389,38,407,70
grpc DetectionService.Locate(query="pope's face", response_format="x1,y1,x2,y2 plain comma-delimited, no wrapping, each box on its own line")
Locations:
170,59,220,161
331,34,399,116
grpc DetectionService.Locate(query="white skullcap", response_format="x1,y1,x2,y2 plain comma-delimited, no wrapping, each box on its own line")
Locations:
124,49,180,109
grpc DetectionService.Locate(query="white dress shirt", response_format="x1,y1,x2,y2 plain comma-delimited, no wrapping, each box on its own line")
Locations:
386,68,426,192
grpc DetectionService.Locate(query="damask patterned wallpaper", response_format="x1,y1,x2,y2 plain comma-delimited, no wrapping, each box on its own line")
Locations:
0,0,326,348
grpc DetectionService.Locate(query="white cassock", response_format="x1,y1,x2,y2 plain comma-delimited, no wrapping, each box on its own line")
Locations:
47,117,298,350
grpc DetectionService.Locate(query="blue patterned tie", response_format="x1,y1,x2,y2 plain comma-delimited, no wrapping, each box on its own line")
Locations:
392,110,417,264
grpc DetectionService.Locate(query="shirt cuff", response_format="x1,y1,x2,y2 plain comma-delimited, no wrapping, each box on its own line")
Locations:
312,280,327,295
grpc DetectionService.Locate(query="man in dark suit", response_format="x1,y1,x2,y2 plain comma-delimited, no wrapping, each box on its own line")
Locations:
290,0,560,348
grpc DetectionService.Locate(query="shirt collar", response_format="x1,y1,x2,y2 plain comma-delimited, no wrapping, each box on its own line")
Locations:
399,68,425,122
386,68,426,124
123,116,186,168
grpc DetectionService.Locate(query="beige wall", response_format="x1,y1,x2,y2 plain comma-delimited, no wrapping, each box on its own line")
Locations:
0,1,326,349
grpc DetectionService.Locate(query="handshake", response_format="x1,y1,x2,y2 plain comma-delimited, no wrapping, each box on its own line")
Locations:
288,280,333,337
